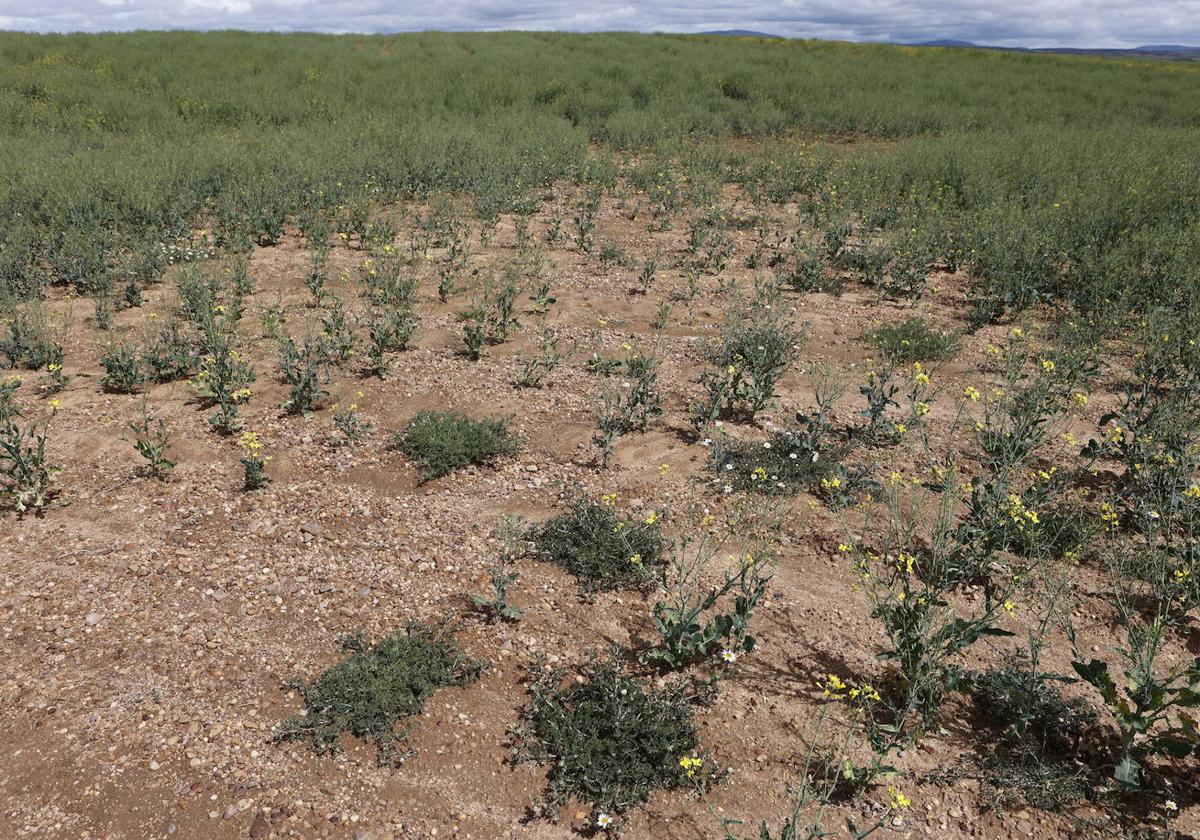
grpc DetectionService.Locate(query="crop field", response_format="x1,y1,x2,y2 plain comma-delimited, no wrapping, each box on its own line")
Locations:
3,29,1200,839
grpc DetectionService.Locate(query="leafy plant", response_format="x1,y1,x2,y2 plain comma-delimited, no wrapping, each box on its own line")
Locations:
99,343,146,394
392,410,518,481
865,317,959,364
1,409,59,514
536,496,665,592
276,623,485,766
694,309,800,425
277,334,330,415
644,523,772,670
239,430,271,490
514,654,699,821
472,516,527,621
129,402,174,477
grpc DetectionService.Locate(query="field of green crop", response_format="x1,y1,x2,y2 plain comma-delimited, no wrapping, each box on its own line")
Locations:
3,31,1200,319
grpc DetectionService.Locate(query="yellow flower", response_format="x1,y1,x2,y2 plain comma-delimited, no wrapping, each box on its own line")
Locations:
887,471,903,487
821,674,847,700
600,493,617,506
239,431,262,453
1011,327,1024,338
1003,600,1016,617
888,785,911,810
1185,485,1200,500
1071,392,1089,407
629,553,642,566
47,398,62,412
1099,502,1119,528
644,512,657,525
850,684,881,703
963,386,981,402
915,402,929,417
659,463,670,477
837,543,852,553
679,756,703,777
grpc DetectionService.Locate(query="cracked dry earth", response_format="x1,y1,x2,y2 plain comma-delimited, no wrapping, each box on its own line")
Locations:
2,192,1196,839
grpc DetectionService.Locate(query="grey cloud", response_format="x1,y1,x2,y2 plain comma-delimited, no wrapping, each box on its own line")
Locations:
1,0,1199,48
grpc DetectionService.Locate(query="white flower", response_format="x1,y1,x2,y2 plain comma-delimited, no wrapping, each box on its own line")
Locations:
721,649,739,663
762,441,771,449
596,813,614,829
725,463,733,471
702,438,713,447
1165,800,1178,812
811,452,820,463
789,452,798,459
723,484,733,494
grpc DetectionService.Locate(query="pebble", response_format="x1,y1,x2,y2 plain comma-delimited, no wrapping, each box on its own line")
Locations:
84,612,102,626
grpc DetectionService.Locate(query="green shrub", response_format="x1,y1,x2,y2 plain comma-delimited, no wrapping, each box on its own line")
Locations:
392,410,518,481
99,343,146,394
514,655,699,820
865,317,959,364
536,497,665,591
276,623,485,766
707,429,835,495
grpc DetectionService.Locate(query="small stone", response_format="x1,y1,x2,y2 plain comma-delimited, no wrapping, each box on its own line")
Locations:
84,612,102,626
249,811,271,838
223,803,240,819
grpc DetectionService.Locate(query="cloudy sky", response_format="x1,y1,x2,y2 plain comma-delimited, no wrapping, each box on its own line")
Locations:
1,0,1198,48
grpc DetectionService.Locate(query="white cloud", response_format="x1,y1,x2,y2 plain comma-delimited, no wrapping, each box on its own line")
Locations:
0,0,1197,48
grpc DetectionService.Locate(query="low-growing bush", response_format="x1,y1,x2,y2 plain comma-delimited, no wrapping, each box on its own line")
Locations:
99,343,146,394
707,429,834,495
865,317,960,364
514,655,700,822
535,496,665,591
392,410,518,481
276,623,485,766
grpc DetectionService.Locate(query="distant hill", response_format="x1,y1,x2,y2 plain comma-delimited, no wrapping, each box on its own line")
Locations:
699,30,782,39
913,39,980,48
906,39,1200,61
698,33,1198,60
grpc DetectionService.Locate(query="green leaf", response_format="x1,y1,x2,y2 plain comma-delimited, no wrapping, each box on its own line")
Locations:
1114,755,1141,789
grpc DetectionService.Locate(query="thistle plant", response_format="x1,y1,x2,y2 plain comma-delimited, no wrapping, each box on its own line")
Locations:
515,322,564,388
591,348,663,467
693,308,801,427
572,189,600,253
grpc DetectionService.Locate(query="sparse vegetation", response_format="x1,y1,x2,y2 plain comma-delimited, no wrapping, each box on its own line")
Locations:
6,30,1200,840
